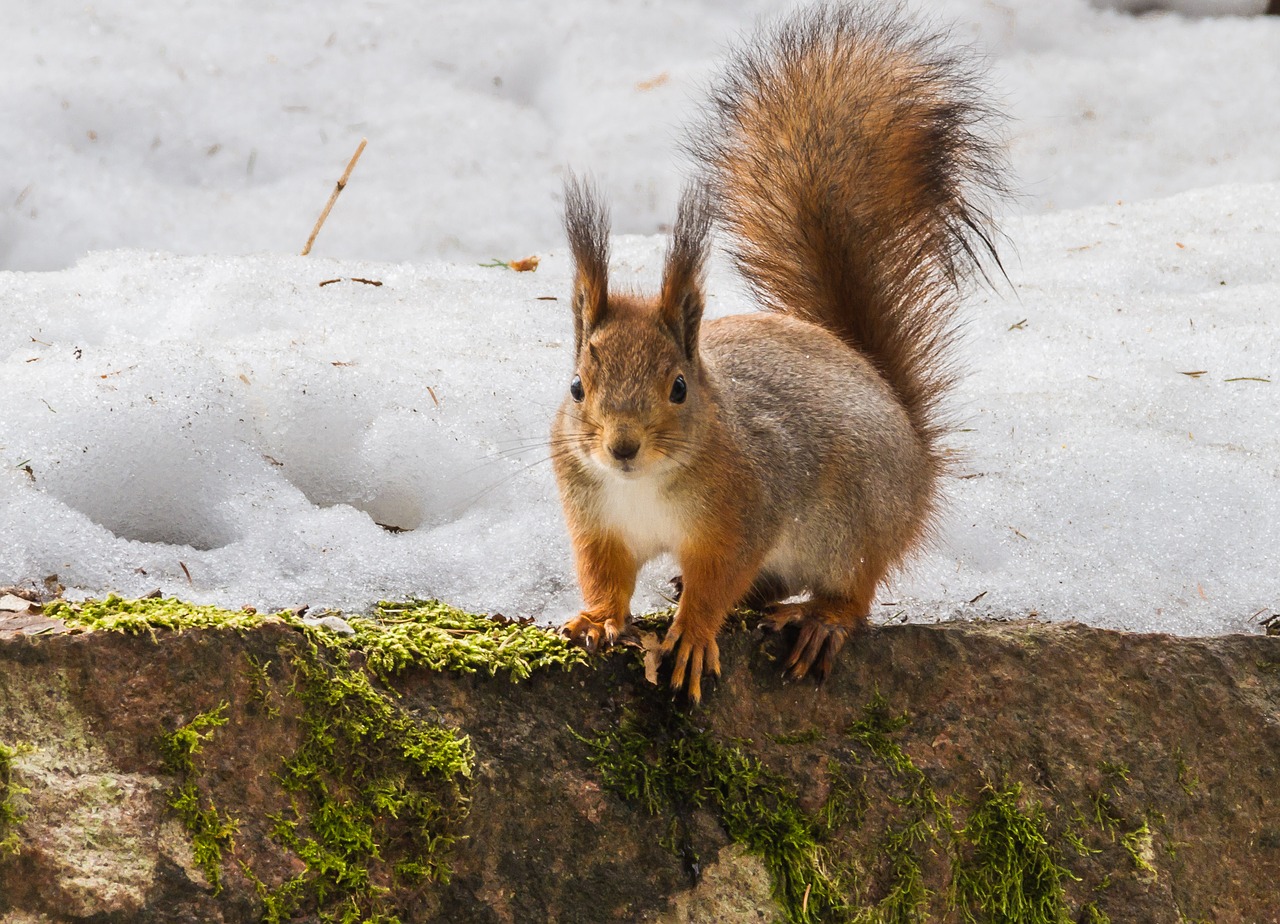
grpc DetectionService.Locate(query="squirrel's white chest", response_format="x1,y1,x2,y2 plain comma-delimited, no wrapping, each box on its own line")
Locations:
596,473,687,562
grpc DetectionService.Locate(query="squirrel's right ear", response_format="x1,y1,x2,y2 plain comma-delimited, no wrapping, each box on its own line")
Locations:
564,175,611,355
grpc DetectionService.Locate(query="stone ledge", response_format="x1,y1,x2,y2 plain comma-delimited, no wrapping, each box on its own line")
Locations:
1,616,1278,923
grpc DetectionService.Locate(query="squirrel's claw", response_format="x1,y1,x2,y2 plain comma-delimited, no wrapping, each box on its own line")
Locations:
784,622,848,680
560,612,630,653
764,609,852,681
661,625,721,704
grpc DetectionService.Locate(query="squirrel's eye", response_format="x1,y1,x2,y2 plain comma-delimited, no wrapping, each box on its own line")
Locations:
570,375,585,402
670,374,687,404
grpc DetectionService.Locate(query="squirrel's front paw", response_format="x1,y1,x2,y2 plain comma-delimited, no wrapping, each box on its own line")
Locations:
560,612,630,653
661,624,721,704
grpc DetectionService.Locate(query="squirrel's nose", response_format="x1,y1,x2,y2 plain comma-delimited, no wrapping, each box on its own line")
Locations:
609,439,640,462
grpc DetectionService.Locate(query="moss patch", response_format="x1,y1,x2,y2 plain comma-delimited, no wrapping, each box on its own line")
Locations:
1172,747,1199,797
578,686,1154,924
158,704,238,893
0,739,34,857
950,781,1072,924
47,595,587,685
47,595,272,634
1119,818,1156,880
579,706,852,924
344,599,587,682
251,637,474,923
1068,755,1164,897
42,594,586,923
1078,901,1112,924
845,691,953,922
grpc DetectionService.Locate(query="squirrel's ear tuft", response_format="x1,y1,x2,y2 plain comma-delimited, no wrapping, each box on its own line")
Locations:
564,174,611,354
660,184,714,360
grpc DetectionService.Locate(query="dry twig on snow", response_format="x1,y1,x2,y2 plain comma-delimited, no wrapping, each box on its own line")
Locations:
301,138,367,256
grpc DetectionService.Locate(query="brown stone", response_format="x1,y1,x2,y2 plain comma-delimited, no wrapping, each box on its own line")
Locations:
0,619,1277,922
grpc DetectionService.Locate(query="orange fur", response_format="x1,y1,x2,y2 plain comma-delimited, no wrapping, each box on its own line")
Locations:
662,510,764,702
560,523,637,650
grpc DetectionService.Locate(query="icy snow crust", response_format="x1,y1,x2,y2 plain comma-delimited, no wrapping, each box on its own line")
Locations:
2,183,1277,634
2,0,1278,634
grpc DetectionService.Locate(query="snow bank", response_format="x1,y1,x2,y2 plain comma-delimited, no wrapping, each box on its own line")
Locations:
2,182,1276,634
4,0,1278,270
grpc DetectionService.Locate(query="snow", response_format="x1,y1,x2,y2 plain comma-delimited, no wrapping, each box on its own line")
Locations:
1,0,1277,636
5,0,1278,270
910,183,1279,634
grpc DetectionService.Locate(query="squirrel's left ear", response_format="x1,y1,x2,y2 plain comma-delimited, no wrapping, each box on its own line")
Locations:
564,174,611,356
660,184,713,360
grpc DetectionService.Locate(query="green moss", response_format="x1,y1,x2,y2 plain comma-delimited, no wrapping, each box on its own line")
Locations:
847,692,912,772
1097,761,1129,786
1172,747,1199,796
1062,825,1100,859
0,740,34,857
581,691,1098,924
48,594,272,634
1074,759,1160,886
157,704,238,893
250,637,474,921
47,595,586,687
815,760,866,838
1087,790,1121,838
631,607,677,633
1079,901,1112,924
845,692,954,922
772,728,827,746
579,707,854,924
950,781,1072,924
875,824,930,924
842,695,1086,924
244,655,281,719
173,780,239,891
55,595,494,922
159,702,229,776
345,599,587,682
1119,819,1156,879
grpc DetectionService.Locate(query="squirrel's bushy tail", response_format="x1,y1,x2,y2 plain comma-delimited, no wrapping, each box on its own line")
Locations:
694,4,1007,458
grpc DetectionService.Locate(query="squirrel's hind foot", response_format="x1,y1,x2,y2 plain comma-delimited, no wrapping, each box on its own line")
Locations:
763,600,868,681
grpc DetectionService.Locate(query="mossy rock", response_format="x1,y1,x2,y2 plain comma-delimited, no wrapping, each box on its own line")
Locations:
1,598,1278,922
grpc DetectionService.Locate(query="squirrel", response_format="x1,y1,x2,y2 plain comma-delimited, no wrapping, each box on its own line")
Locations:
552,4,1007,702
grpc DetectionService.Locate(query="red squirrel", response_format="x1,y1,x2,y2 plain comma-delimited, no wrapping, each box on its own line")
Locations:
552,5,1006,701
